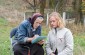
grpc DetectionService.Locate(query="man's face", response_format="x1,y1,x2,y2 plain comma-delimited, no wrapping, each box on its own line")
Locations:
33,18,43,29
49,16,58,28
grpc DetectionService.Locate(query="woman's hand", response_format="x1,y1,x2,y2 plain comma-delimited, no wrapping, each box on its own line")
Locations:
27,35,39,42
37,40,45,45
50,53,55,55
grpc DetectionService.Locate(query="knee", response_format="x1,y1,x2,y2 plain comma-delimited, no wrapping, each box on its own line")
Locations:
13,45,21,53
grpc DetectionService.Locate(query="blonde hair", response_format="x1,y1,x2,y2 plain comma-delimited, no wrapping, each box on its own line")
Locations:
49,12,65,28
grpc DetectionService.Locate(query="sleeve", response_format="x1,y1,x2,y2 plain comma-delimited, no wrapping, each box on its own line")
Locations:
10,27,18,38
17,23,29,44
45,32,53,55
58,30,74,55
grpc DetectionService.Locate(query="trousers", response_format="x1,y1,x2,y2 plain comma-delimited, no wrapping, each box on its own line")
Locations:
13,44,44,55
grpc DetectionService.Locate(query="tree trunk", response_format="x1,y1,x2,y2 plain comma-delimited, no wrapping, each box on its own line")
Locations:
33,0,36,12
73,0,83,24
79,0,83,24
39,0,46,16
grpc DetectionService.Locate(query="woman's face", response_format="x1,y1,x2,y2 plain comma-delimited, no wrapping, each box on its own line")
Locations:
33,18,43,29
49,16,58,28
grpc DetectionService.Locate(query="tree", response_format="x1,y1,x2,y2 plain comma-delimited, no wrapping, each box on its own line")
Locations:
73,0,83,24
80,0,83,24
54,0,66,13
39,0,46,16
24,0,37,12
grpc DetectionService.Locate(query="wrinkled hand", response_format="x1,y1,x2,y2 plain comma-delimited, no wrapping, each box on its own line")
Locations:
38,40,45,45
27,35,39,42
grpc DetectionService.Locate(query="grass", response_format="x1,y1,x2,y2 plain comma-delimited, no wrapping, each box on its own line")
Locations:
0,18,85,55
0,27,10,55
74,35,85,55
0,18,8,26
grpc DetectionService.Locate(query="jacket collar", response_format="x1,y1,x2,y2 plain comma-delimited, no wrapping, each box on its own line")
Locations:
51,28,62,34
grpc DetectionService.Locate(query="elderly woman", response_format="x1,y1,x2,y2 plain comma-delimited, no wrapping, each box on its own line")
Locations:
46,12,74,55
13,13,44,55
